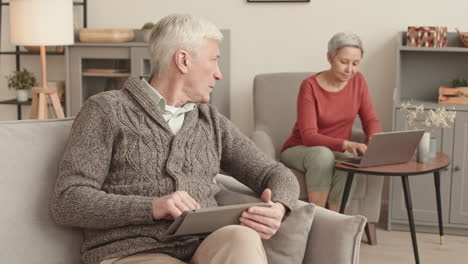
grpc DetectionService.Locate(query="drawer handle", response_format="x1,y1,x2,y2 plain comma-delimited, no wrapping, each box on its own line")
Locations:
454,166,461,172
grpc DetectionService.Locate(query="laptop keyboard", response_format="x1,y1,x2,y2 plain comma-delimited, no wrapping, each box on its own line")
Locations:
339,157,362,165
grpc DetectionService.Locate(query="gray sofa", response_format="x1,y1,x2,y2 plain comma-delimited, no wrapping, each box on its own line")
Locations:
252,72,384,244
0,118,366,264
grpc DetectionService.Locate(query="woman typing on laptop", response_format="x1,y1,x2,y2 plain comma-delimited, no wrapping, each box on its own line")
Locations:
280,32,381,212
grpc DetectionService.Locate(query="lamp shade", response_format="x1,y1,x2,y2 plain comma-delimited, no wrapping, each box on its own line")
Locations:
10,0,74,46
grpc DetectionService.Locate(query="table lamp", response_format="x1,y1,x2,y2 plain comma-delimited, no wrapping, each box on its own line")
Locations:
9,0,74,119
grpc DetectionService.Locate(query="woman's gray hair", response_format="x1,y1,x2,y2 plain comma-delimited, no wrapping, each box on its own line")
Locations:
327,32,364,58
148,14,223,77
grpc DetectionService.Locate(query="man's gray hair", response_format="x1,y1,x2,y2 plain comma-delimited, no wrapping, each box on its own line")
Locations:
148,14,223,78
327,32,364,58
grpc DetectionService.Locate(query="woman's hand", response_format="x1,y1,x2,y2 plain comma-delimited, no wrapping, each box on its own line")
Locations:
239,188,286,240
343,140,367,156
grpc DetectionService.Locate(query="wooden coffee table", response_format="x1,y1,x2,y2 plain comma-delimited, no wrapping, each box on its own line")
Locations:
335,152,450,264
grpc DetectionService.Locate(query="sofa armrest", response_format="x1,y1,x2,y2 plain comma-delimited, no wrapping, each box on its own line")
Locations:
251,129,276,160
214,174,258,197
302,204,367,264
215,175,367,264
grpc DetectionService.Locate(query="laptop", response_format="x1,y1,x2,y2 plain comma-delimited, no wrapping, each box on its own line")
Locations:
335,130,425,168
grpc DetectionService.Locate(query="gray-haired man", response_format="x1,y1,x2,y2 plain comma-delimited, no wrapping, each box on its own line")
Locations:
51,14,299,264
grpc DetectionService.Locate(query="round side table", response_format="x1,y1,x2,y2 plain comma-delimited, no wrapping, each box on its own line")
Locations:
335,152,450,264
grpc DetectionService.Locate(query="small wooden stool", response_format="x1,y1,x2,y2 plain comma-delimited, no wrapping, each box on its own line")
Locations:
30,86,64,119
29,46,65,120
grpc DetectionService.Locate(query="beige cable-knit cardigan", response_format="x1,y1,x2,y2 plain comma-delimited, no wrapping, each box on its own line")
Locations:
50,78,299,264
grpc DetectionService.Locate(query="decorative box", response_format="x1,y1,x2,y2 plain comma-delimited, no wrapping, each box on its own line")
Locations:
439,87,468,104
455,28,468,47
407,26,447,47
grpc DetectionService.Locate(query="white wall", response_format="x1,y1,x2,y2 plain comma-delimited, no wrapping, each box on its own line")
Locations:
1,0,468,134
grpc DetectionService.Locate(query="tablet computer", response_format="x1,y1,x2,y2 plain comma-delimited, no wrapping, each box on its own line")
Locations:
163,202,270,239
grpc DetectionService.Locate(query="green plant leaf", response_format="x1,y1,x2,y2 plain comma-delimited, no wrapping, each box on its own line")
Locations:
141,22,155,30
5,68,37,90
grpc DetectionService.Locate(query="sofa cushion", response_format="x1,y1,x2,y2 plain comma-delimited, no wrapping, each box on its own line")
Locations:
0,118,82,264
215,175,315,264
263,204,315,264
304,206,366,264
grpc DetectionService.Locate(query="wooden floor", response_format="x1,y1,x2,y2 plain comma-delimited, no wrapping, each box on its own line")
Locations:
360,226,468,264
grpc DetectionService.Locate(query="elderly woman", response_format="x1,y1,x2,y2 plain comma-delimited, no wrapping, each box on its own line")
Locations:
280,32,381,212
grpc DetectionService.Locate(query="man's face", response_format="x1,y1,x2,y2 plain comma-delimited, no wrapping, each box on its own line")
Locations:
184,38,223,103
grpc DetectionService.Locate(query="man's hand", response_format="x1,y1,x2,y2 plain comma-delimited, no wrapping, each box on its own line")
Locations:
239,188,286,240
152,191,200,220
343,140,367,156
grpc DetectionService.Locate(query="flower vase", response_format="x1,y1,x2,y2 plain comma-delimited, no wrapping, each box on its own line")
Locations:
429,137,437,158
417,132,430,163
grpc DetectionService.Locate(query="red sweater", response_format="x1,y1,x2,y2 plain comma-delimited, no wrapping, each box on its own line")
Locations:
282,72,381,152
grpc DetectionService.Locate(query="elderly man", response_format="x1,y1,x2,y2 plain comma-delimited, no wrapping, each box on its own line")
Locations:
50,14,299,264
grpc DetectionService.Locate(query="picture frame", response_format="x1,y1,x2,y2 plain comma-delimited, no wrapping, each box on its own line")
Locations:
247,0,309,2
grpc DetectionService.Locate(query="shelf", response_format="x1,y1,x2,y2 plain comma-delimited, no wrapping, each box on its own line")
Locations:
0,98,32,105
0,51,65,55
1,2,85,6
73,41,147,47
396,98,468,111
399,46,468,53
82,72,131,78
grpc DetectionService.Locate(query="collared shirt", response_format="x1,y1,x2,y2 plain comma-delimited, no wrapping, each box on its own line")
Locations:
141,78,196,135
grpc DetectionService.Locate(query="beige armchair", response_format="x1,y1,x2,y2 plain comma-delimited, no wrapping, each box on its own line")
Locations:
252,72,383,244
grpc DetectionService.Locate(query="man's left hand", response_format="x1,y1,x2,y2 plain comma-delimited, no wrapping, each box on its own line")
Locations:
239,188,286,240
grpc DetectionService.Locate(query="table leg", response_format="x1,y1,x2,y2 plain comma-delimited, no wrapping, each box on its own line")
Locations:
434,171,444,245
401,175,420,264
339,172,354,214
17,104,22,120
365,223,377,245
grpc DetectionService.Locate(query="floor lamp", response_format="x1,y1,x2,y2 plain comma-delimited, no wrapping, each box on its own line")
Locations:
9,0,74,119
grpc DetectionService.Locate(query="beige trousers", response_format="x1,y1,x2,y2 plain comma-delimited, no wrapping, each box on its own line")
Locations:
100,225,267,264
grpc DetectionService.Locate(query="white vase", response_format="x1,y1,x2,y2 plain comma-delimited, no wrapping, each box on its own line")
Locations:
142,29,152,42
417,132,430,163
16,90,29,102
429,137,437,158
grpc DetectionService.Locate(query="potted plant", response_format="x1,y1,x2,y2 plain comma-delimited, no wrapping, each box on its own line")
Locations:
6,68,37,102
452,77,468,88
141,22,155,42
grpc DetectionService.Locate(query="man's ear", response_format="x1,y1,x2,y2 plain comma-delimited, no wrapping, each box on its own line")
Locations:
174,49,190,74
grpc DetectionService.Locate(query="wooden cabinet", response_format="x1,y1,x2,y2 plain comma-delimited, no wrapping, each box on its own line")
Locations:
66,45,132,115
389,32,468,235
450,113,468,225
130,47,151,78
65,30,230,118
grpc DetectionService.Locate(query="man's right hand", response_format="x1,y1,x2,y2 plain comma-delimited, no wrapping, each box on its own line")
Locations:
152,191,200,220
342,140,367,157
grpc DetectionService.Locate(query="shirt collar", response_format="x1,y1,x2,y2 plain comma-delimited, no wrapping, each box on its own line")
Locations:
141,78,196,114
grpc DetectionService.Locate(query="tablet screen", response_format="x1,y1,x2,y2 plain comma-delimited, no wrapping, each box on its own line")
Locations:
164,202,270,238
